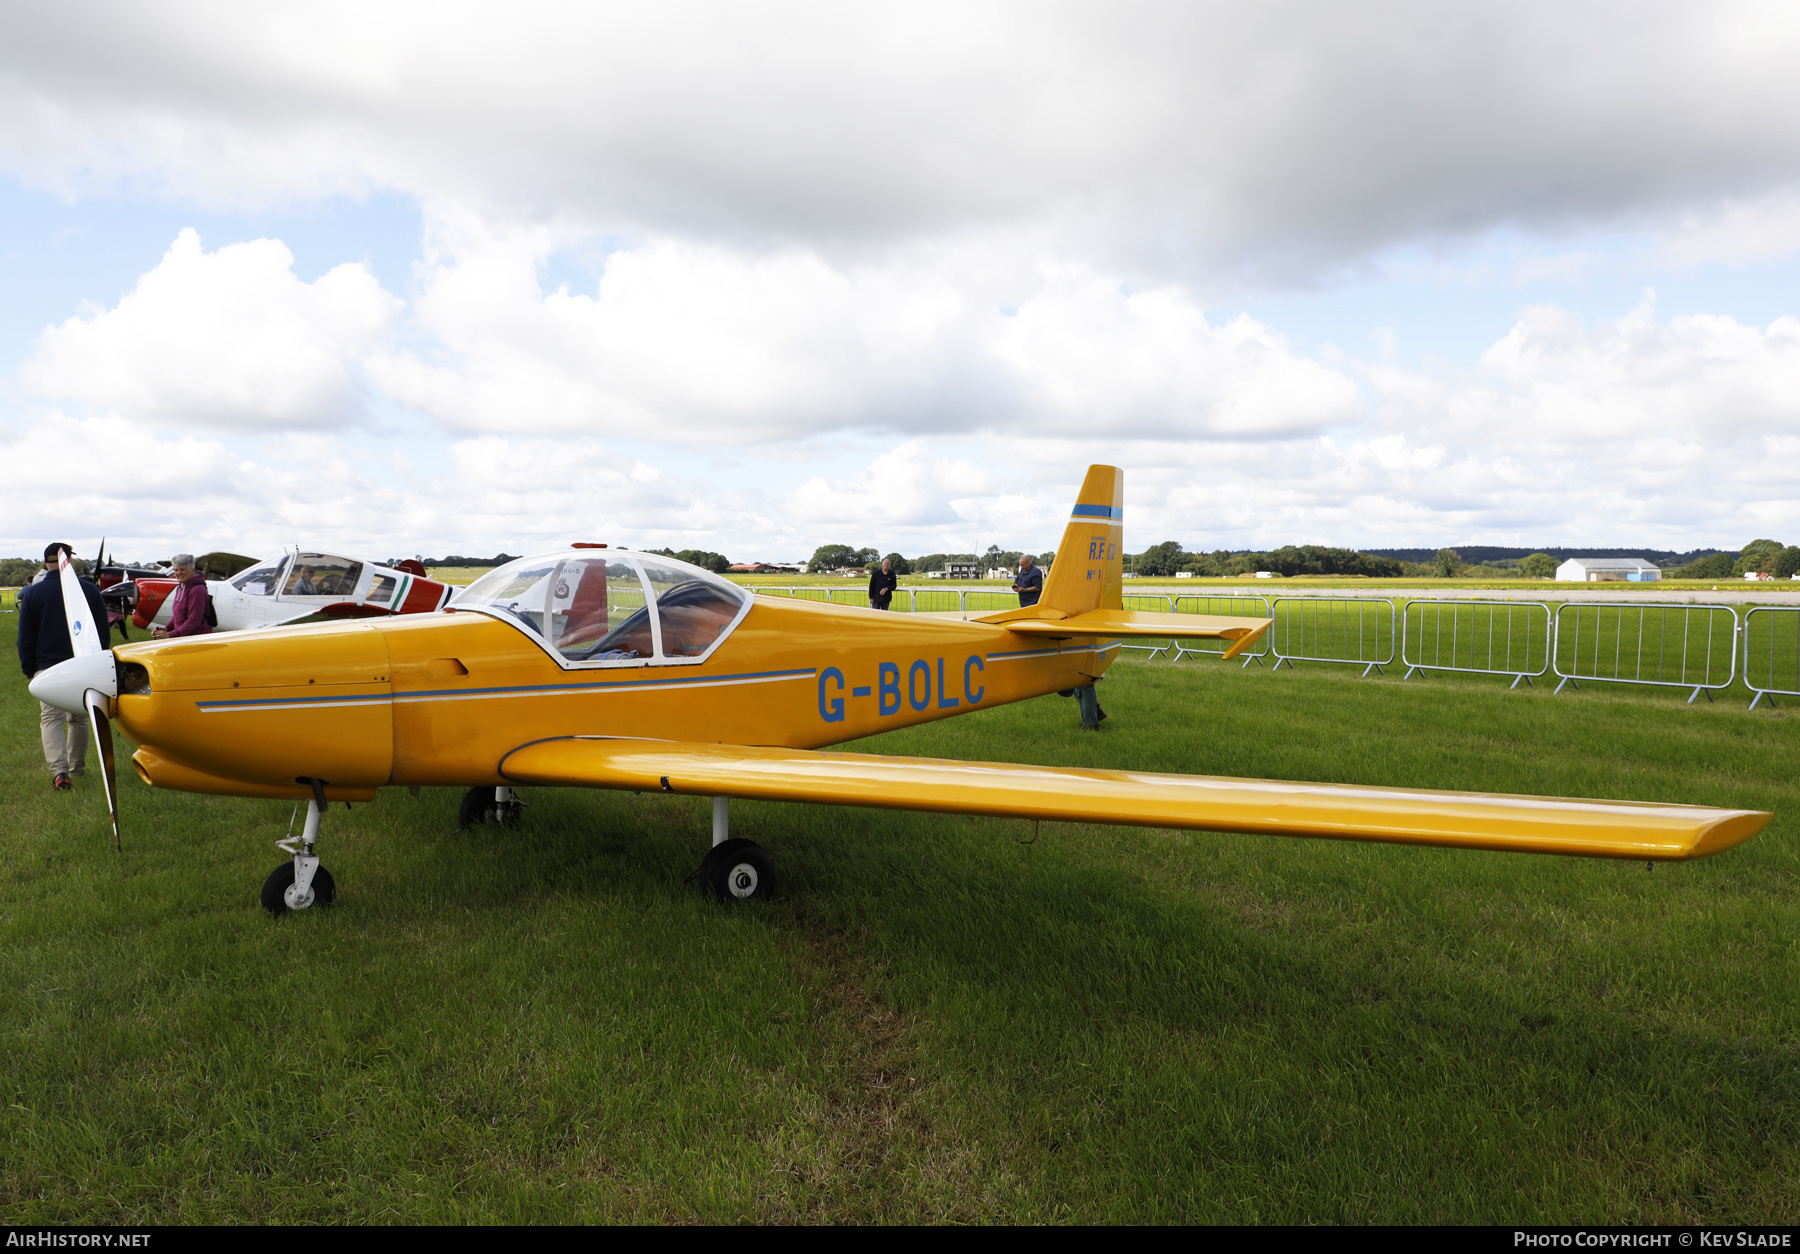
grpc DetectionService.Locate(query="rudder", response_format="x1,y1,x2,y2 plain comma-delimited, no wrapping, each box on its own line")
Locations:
1039,465,1124,616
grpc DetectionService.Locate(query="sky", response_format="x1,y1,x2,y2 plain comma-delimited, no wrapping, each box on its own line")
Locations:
3,1,1799,565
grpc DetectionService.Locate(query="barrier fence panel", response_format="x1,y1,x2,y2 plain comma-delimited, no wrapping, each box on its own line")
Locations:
961,589,1018,615
1551,602,1738,702
1742,605,1800,710
1172,594,1273,666
1269,597,1396,676
1119,593,1176,656
1401,599,1551,688
751,585,1031,614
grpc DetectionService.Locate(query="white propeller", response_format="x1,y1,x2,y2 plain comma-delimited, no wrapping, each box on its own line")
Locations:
56,552,120,850
57,551,101,658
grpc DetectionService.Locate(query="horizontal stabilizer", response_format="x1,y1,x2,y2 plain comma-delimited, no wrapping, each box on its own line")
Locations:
499,737,1768,862
987,609,1272,660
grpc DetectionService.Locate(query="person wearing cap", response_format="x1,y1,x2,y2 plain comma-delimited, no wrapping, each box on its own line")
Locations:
152,554,212,640
16,542,110,791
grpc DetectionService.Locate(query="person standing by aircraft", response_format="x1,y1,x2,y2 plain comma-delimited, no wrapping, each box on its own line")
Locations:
868,557,898,610
1013,553,1044,607
152,554,213,639
16,543,110,791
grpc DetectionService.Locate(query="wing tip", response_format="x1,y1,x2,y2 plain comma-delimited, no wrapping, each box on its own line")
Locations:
1686,810,1773,860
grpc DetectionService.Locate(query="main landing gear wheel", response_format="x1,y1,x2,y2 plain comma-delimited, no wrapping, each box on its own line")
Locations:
458,785,525,828
262,861,336,915
700,837,774,902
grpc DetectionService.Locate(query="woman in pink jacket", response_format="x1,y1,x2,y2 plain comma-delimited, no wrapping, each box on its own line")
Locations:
152,554,213,639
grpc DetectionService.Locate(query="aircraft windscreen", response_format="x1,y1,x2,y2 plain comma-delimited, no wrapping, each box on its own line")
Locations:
231,561,285,597
458,559,560,636
637,559,748,658
282,554,363,598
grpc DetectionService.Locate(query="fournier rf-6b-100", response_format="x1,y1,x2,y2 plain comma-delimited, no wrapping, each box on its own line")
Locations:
30,466,1772,916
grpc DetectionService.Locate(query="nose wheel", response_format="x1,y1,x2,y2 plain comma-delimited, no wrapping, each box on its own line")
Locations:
264,779,336,917
262,860,337,913
459,785,525,828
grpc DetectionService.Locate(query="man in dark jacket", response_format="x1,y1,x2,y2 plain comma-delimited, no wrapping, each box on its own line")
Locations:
17,543,110,791
1012,554,1044,607
867,557,898,610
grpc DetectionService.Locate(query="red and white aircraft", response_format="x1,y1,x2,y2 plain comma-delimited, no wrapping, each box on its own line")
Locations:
133,550,454,633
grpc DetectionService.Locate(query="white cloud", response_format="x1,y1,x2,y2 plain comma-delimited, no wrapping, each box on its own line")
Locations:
1650,189,1800,269
785,442,994,532
11,284,1800,560
4,3,1800,278
364,210,1360,443
1464,291,1800,445
5,6,1800,559
0,413,249,559
437,435,717,545
21,228,399,429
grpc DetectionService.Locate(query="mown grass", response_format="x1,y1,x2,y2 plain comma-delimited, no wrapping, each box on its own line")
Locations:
1,617,1796,1223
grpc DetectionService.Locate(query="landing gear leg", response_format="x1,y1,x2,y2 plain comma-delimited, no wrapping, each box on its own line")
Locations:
697,796,773,901
459,784,525,828
262,779,337,916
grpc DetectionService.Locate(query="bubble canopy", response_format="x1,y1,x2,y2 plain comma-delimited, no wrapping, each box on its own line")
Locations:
452,550,751,668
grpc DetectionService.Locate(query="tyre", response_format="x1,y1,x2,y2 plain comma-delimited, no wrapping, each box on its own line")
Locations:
700,838,774,902
458,786,523,828
261,861,337,916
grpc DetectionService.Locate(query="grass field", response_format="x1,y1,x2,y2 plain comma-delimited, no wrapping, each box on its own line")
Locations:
2,616,1797,1223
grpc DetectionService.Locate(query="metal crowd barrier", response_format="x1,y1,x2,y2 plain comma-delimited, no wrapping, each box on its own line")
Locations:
1401,598,1551,688
751,584,1017,614
1551,601,1738,703
1269,597,1396,676
1172,593,1273,666
1118,593,1176,656
1741,605,1800,710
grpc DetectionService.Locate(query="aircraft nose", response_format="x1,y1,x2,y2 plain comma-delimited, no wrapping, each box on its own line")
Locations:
29,651,118,713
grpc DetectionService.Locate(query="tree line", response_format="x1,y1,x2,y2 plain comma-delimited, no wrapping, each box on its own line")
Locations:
804,544,1056,574
1671,540,1800,580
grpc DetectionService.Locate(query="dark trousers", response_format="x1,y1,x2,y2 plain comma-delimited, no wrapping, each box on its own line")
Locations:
1076,684,1106,728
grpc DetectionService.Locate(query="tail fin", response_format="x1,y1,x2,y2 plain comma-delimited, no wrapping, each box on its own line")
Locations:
1038,465,1125,616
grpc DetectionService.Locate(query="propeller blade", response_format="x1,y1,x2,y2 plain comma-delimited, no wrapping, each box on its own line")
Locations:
84,689,121,852
57,552,102,657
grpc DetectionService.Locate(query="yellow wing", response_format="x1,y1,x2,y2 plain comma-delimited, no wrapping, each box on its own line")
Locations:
499,737,1767,862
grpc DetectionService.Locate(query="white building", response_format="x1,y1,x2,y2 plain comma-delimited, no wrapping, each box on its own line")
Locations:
1555,558,1661,582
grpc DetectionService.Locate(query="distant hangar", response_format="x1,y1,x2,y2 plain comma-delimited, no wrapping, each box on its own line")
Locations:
1555,557,1661,582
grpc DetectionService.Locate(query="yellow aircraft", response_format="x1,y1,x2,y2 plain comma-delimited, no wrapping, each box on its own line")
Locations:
30,466,1771,915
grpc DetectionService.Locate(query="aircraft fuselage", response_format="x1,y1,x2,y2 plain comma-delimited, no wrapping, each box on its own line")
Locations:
112,597,1118,802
